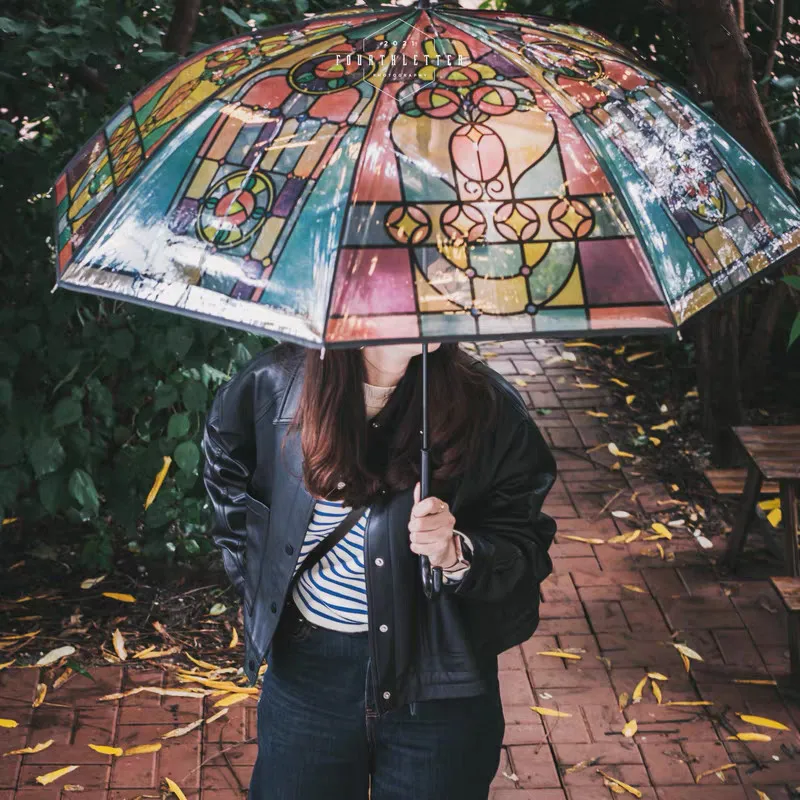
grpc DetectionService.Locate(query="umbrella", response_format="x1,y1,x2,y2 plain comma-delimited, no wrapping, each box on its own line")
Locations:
54,0,800,598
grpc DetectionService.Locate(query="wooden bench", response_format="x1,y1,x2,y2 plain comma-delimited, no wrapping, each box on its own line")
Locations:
769,577,800,685
722,426,800,575
705,468,780,496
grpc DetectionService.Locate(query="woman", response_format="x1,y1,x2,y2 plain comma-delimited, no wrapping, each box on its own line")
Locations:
202,339,557,800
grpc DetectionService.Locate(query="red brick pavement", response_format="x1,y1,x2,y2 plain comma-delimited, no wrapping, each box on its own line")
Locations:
1,339,799,798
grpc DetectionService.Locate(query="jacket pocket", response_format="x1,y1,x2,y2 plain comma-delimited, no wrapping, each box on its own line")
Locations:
243,492,270,615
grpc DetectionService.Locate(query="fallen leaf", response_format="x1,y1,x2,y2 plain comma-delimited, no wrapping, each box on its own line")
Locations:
610,378,629,387
586,411,609,418
213,693,250,708
650,523,672,540
513,378,528,387
88,744,123,756
53,667,74,690
614,345,626,355
209,602,227,616
0,719,18,728
229,629,239,649
574,381,600,389
680,652,691,672
632,675,648,703
133,646,181,660
4,739,54,756
624,530,641,543
205,708,229,725
651,680,662,704
530,706,572,718
80,576,106,590
162,719,205,739
596,769,642,797
612,510,632,519
622,585,646,593
626,350,656,363
685,389,699,398
112,629,127,662
647,672,669,680
32,683,47,708
695,763,736,783
536,650,583,660
651,420,677,431
727,732,771,742
754,791,772,800
626,394,636,405
608,443,634,458
736,713,790,731
766,508,782,527
185,653,218,671
560,535,606,544
621,719,638,738
145,456,172,510
62,786,84,793
36,766,79,785
565,757,599,774
163,777,189,800
648,437,661,446
672,643,704,662
102,592,136,603
565,341,602,349
0,660,15,671
123,743,162,756
618,692,629,711
36,646,76,666
732,679,777,686
664,701,713,706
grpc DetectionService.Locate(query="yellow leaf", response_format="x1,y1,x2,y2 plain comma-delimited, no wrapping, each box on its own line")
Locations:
36,645,75,666
664,701,713,706
614,345,626,355
755,791,772,800
229,628,239,649
586,411,609,418
0,660,15,671
647,672,668,681
205,708,229,725
145,456,172,510
650,523,672,539
672,643,704,661
626,395,636,405
680,652,691,672
112,629,127,662
133,646,181,660
727,732,771,742
62,786,84,793
185,653,218,671
656,542,665,559
651,680,662,704
610,377,629,387
624,530,641,543
611,462,621,470
213,692,250,708
88,744,123,756
53,667,74,690
0,719,18,728
648,437,661,446
621,719,638,738
80,575,106,590
608,443,634,458
163,777,189,800
176,674,258,693
766,508,782,527
4,739,54,756
2,517,19,525
102,592,136,603
482,351,497,358
513,378,528,387
651,419,677,431
632,675,648,703
618,692,629,711
536,650,582,660
596,769,642,797
574,382,600,389
561,535,606,545
36,766,79,785
566,341,602,349
162,719,204,739
685,389,699,398
732,679,776,685
622,585,646,593
635,424,645,436
758,498,781,511
32,682,47,708
123,743,162,756
626,350,657,363
695,763,736,784
736,713,790,731
530,706,572,718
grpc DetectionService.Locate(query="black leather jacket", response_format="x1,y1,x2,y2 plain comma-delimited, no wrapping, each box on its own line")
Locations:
202,342,557,714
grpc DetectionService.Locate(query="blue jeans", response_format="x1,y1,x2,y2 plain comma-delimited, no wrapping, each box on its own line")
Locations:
249,603,505,799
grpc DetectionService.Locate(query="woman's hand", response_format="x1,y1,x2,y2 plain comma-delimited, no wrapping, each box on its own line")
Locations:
408,482,459,569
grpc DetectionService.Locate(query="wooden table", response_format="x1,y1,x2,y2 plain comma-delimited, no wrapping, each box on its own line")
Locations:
770,576,800,684
722,425,800,576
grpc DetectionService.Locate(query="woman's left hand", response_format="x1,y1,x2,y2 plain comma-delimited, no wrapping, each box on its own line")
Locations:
408,482,458,569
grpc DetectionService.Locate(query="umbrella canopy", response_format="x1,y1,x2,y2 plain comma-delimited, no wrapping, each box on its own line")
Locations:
55,1,800,346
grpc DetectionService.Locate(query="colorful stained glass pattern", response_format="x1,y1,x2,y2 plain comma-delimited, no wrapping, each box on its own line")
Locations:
55,4,800,346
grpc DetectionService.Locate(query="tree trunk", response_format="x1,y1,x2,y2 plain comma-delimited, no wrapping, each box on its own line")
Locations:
163,0,202,56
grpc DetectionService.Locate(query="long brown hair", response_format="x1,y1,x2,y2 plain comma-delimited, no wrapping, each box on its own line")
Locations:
289,344,498,507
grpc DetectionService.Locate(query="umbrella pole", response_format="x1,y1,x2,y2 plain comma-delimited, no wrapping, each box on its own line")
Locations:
420,343,442,599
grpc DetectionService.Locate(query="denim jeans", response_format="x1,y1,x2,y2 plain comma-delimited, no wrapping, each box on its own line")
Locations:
249,601,505,800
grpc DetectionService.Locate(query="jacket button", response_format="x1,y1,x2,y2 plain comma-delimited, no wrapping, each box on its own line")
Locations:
379,488,387,496
270,602,278,613
285,544,294,555
383,691,391,700
379,624,388,633
375,557,384,567
371,421,380,428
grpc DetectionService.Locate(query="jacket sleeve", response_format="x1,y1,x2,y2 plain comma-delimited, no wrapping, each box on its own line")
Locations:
443,412,557,603
201,372,258,601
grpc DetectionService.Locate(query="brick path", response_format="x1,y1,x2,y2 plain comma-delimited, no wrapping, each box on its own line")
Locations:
1,339,799,799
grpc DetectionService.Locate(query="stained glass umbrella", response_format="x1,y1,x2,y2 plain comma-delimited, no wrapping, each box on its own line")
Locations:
54,0,800,596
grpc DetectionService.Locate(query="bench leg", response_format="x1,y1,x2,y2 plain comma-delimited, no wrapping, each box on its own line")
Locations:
790,611,800,686
780,480,799,578
723,464,763,570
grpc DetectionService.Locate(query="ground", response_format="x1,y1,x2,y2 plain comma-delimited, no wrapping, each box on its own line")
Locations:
1,338,799,799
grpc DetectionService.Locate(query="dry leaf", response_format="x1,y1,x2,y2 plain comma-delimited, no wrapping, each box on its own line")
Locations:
36,645,76,666
4,739,54,756
88,744,123,756
162,719,204,739
766,508,782,527
612,510,632,519
685,389,699,397
229,628,239,649
647,672,668,681
672,643,704,661
565,757,599,774
0,660,15,671
648,437,661,446
133,646,181,660
651,680,662,704
608,443,634,458
755,791,772,800
513,378,528,387
145,456,172,510
680,652,691,672
632,675,648,703
536,650,582,660
736,713,790,731
213,692,250,708
205,708,229,725
622,585,645,593
0,719,18,728
651,420,677,431
80,576,106,590
112,629,127,662
586,411,609,418
574,381,600,389
32,682,47,708
732,679,776,685
626,351,656,363
62,786,84,793
163,777,189,800
185,653,218,671
596,769,642,797
36,766,79,785
102,592,136,603
624,530,641,543
727,733,771,742
664,701,713,706
621,719,638,738
650,523,672,539
695,763,736,783
565,341,602,349
618,692,629,711
560,535,606,545
610,378,629,387
123,743,162,756
625,394,636,405
530,706,572,718
53,667,74,690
